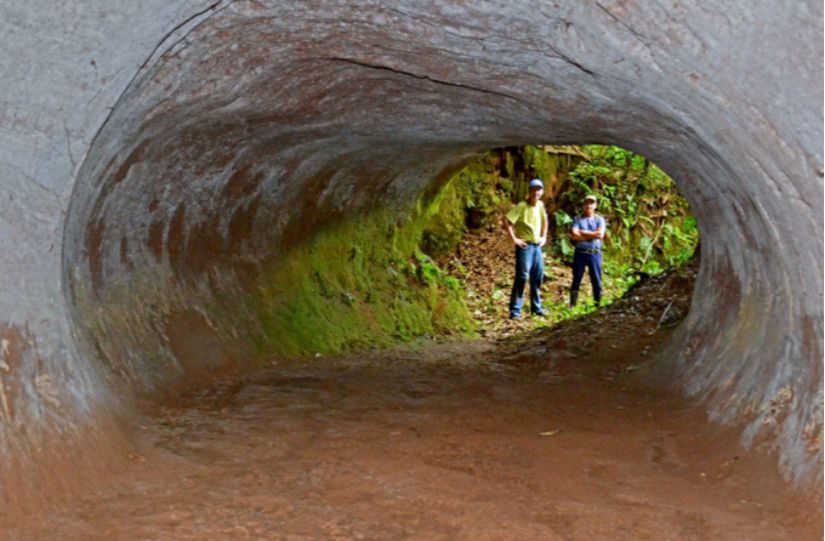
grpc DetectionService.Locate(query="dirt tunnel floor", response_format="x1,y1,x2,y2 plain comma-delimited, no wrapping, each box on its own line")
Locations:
6,322,821,541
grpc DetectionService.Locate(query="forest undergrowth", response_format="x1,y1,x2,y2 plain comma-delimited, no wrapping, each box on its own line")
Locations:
421,144,700,338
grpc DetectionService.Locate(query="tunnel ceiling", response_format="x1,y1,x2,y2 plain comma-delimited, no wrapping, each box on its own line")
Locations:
0,0,821,511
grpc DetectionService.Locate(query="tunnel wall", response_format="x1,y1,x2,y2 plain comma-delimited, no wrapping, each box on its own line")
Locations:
0,0,821,509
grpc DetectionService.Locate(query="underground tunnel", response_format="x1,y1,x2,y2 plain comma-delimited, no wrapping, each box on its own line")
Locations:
0,0,822,534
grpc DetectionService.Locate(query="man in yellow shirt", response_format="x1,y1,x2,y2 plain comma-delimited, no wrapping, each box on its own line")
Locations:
503,178,548,319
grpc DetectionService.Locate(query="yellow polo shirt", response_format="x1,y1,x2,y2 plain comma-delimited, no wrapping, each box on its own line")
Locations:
506,200,547,243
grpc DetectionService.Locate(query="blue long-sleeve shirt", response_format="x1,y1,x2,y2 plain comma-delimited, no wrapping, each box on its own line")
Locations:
571,214,606,251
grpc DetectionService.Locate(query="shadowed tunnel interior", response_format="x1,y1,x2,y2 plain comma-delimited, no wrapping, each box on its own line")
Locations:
0,0,821,515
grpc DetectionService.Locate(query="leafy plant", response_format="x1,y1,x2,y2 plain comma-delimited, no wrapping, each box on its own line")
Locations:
545,144,698,277
419,143,699,330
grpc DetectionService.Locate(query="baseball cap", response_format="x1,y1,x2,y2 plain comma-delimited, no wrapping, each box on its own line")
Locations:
529,178,544,189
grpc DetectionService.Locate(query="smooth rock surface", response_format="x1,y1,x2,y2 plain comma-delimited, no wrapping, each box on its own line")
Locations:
0,0,821,510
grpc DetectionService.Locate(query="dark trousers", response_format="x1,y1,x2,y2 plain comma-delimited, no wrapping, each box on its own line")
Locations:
571,250,602,303
509,243,544,317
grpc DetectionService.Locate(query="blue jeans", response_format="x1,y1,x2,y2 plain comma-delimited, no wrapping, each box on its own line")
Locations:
509,243,544,317
571,250,602,304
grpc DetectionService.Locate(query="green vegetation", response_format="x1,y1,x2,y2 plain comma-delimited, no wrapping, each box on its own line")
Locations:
420,144,699,320
420,158,511,257
248,206,474,359
554,145,698,274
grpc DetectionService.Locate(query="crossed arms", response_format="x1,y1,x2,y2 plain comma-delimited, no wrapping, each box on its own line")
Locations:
570,225,604,242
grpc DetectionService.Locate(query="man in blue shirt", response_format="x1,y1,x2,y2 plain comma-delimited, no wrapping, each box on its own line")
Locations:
570,194,606,307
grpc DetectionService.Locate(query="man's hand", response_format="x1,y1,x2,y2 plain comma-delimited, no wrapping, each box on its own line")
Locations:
570,227,584,242
514,238,528,248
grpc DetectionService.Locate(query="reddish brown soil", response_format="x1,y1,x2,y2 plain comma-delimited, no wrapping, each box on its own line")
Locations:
3,273,821,539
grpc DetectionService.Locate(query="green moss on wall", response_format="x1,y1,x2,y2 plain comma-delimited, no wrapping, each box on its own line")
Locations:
420,155,508,258
247,202,475,359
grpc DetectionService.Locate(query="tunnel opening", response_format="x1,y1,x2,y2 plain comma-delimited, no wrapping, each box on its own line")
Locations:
42,3,818,529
